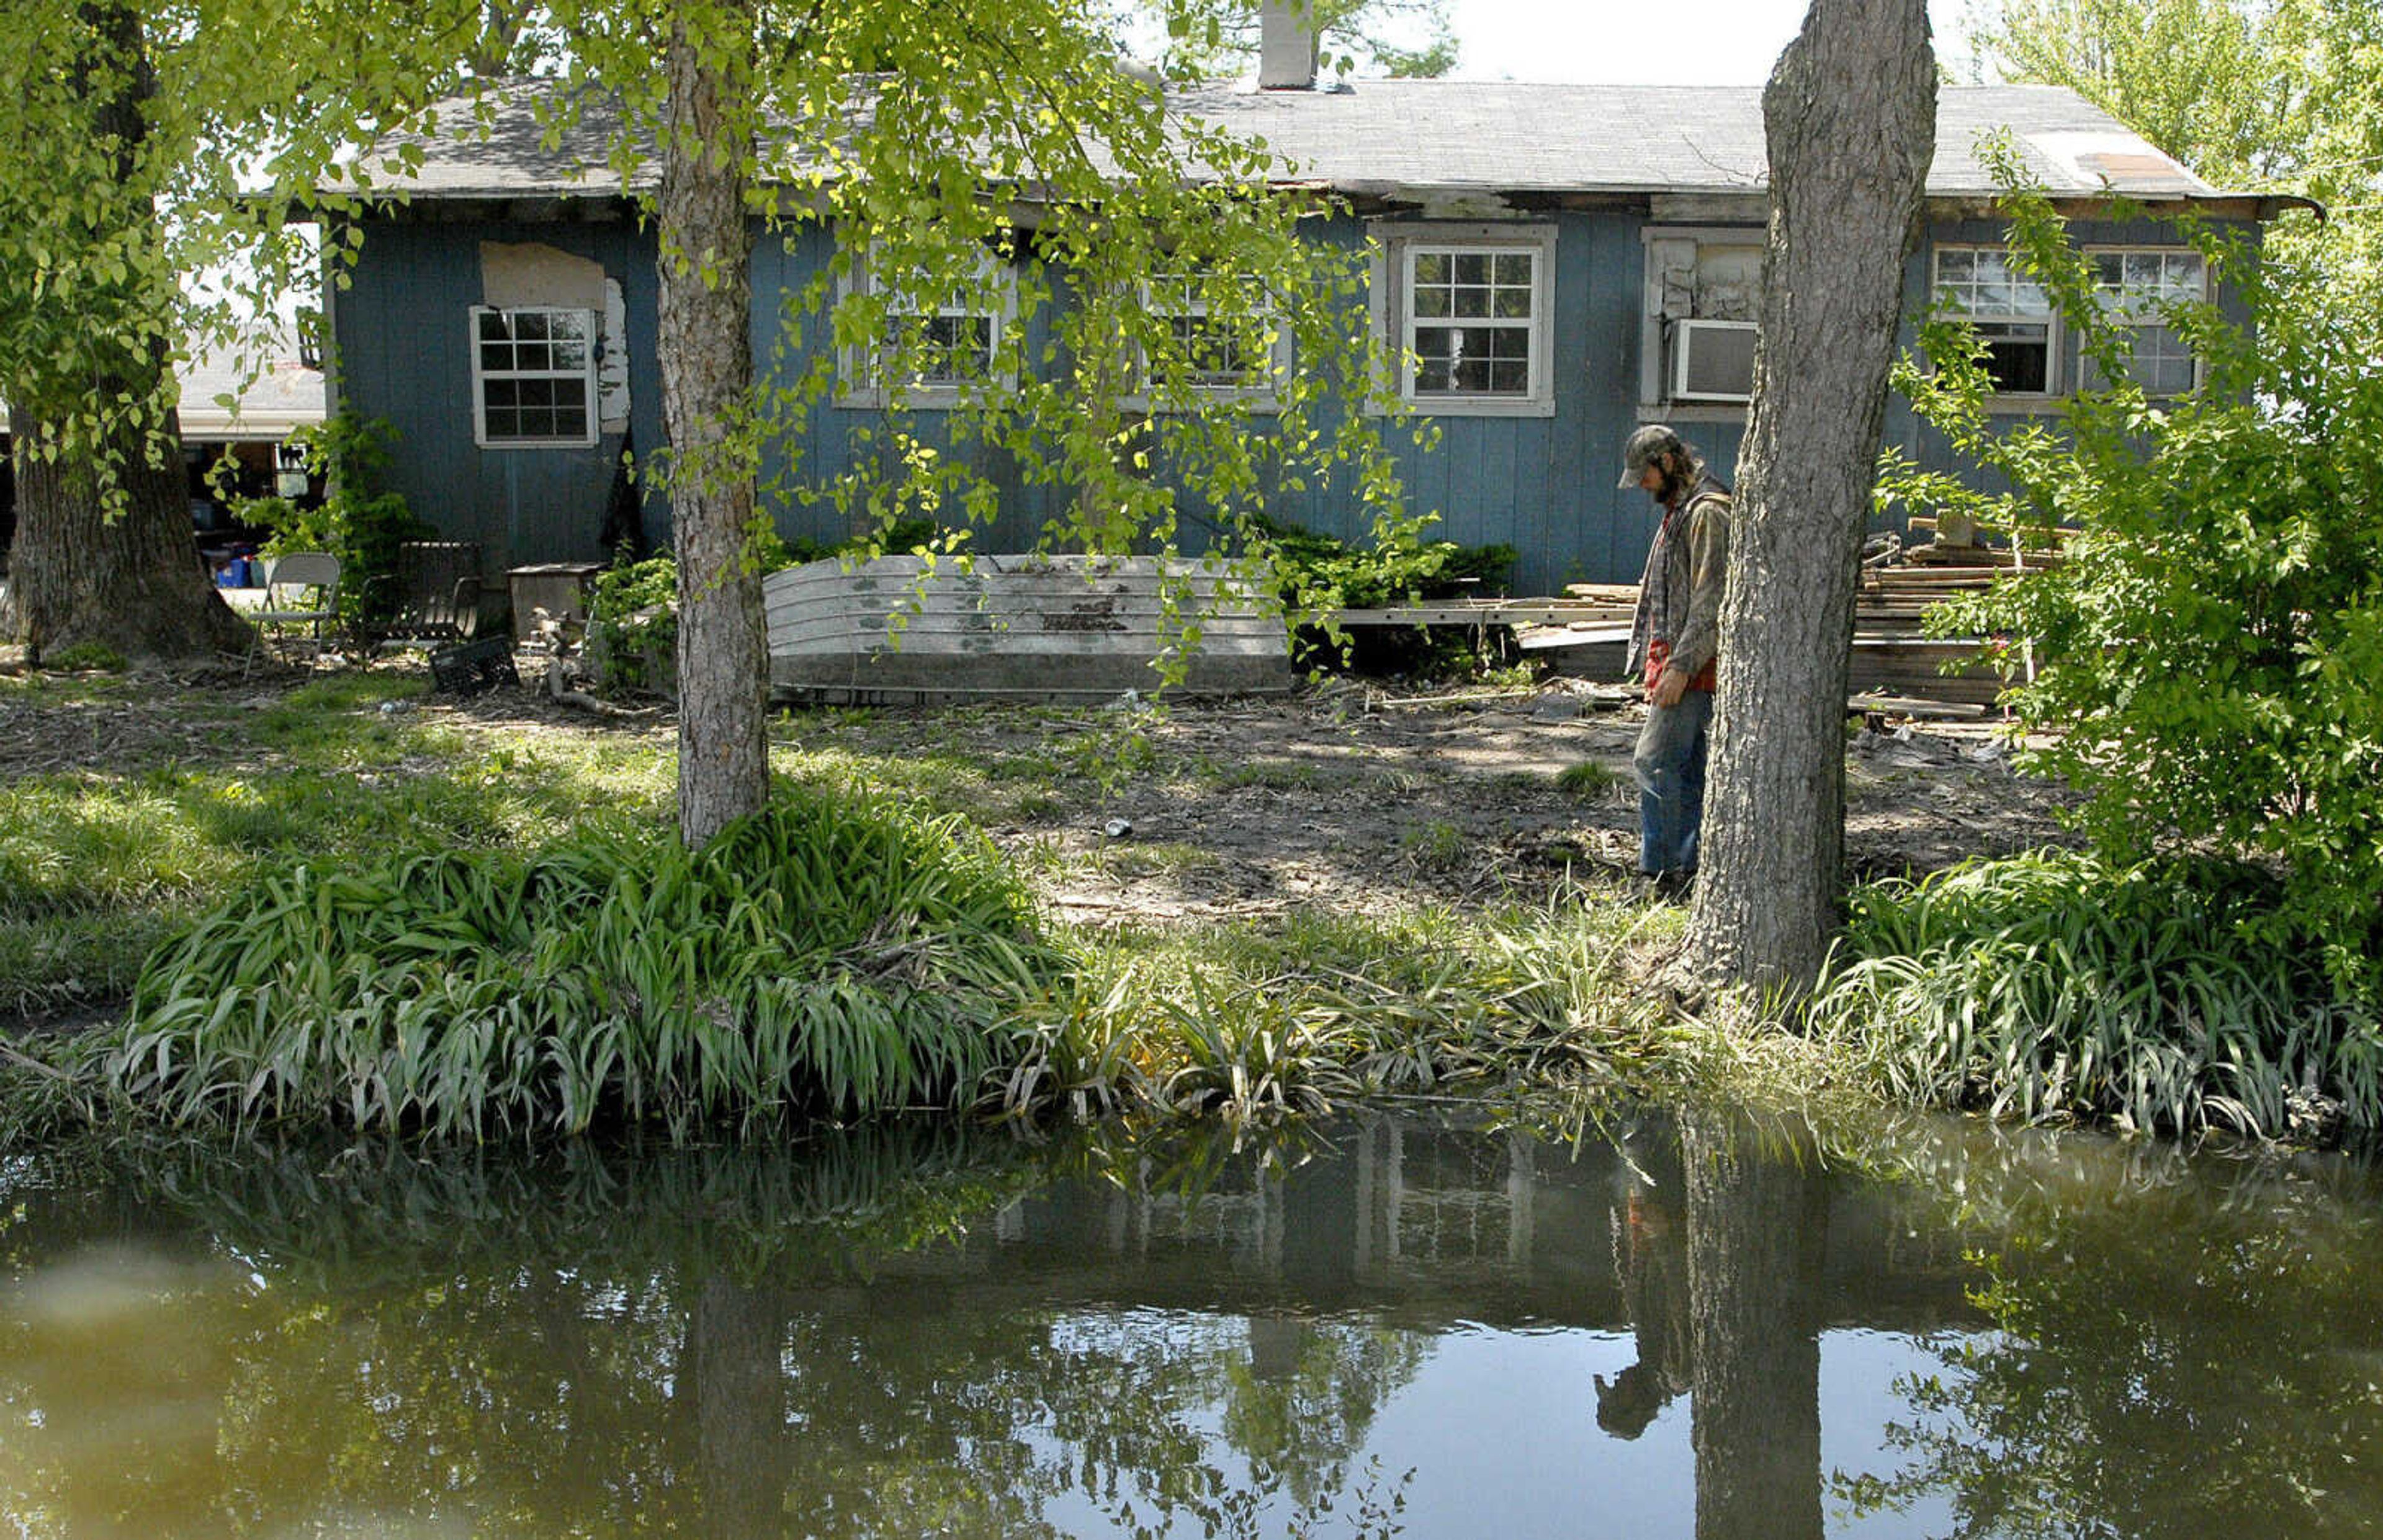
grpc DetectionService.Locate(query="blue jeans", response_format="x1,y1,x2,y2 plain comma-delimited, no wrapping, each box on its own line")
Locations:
1633,691,1712,877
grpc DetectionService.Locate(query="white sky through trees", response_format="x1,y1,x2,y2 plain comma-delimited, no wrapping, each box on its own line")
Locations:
1434,0,1975,82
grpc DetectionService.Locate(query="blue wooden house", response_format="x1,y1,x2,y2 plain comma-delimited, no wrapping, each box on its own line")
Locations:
325,54,2299,596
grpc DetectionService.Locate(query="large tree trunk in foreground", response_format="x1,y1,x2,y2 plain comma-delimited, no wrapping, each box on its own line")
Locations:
4,0,254,666
658,8,768,849
1687,0,1936,995
8,408,252,664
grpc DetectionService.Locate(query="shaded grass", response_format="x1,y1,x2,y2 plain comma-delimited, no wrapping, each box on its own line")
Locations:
1810,849,2383,1140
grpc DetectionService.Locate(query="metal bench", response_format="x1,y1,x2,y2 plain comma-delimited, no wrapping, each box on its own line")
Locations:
379,541,484,645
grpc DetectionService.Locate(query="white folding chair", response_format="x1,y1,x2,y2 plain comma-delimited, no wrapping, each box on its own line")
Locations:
255,553,343,658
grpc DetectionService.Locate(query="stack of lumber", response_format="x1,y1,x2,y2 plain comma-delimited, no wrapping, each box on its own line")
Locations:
1515,554,2052,706
1328,547,2058,707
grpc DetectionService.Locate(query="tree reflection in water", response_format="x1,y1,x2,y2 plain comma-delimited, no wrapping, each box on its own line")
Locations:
5,1107,2380,1536
1833,1116,2383,1539
0,1121,1428,1537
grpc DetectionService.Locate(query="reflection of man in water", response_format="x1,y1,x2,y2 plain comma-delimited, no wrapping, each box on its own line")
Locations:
1595,1141,1692,1439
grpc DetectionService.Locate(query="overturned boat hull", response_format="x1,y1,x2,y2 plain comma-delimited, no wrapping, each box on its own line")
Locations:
763,555,1293,704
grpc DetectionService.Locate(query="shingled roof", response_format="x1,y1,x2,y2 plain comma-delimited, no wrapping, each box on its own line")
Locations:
352,76,2249,212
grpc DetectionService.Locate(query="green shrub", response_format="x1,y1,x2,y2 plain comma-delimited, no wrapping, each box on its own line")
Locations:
1242,510,1518,673
585,519,938,694
585,555,680,694
105,786,1061,1139
1809,850,2383,1140
234,411,429,635
1882,150,2383,996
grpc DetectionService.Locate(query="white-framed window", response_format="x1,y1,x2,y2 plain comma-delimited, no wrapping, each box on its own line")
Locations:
1136,272,1289,407
1640,228,1765,410
470,306,599,449
839,244,1016,410
2080,248,2207,396
1370,224,1557,417
1931,246,2057,396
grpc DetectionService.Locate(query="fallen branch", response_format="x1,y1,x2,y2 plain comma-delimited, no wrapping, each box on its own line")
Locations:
0,1037,77,1084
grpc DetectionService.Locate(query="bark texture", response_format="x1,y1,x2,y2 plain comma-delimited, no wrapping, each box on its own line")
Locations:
8,408,253,663
658,10,768,850
1687,0,1937,994
1682,1106,1829,1540
4,1,254,665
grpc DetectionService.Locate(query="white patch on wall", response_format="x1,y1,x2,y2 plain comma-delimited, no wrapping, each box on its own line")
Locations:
599,280,629,432
478,241,631,433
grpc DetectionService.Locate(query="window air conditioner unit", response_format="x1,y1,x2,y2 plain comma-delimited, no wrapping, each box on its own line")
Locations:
1671,318,1757,402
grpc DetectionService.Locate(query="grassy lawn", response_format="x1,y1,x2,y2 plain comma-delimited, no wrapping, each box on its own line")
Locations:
0,664,1711,1141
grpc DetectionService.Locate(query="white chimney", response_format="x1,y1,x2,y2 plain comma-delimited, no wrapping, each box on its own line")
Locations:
1258,0,1317,91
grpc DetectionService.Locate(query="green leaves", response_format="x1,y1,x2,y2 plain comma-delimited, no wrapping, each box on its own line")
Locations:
104,784,1063,1139
1884,166,2383,999
1810,850,2381,1140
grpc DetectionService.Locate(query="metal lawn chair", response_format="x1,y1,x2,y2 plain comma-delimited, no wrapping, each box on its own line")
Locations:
254,552,342,659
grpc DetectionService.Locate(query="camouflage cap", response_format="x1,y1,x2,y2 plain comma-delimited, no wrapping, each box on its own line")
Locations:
1618,424,1685,489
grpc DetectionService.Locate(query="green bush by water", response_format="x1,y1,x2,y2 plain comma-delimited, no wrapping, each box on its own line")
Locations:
104,786,1061,1139
1809,850,2383,1139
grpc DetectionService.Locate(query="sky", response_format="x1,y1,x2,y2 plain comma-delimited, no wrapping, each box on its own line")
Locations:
1431,0,1980,85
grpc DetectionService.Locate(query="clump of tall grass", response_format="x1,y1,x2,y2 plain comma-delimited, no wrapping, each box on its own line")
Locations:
1808,849,2383,1140
105,786,1060,1139
991,898,1686,1122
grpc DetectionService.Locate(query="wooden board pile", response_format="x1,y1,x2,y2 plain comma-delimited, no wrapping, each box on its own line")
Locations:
1514,537,2071,707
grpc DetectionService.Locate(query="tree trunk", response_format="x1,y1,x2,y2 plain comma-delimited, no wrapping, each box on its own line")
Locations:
3,0,256,666
1687,0,1936,995
1682,1106,1829,1540
8,409,253,664
658,7,768,849
688,1276,789,1531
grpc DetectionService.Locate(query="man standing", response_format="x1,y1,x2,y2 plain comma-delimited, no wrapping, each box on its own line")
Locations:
1622,425,1731,893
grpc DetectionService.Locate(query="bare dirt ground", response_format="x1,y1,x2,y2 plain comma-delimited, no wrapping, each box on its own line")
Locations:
941,676,2082,929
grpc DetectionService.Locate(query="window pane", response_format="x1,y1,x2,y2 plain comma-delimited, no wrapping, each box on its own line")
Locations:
1936,249,1974,283
1413,326,1458,392
1977,321,2049,394
514,342,552,372
514,311,550,341
2123,252,2161,289
484,379,520,410
1453,280,1491,319
481,342,513,371
1452,253,1491,287
515,378,555,410
1492,253,1533,289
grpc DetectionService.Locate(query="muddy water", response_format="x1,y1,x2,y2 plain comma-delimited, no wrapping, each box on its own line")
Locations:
3,1109,2381,1538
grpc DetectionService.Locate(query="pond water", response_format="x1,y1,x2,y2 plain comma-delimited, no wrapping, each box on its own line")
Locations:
4,1106,2382,1538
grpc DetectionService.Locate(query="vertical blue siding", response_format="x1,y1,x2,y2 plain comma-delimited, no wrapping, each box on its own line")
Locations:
339,205,2258,596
